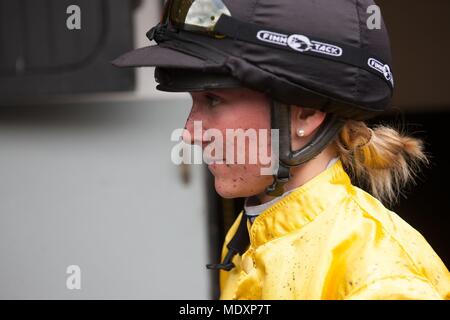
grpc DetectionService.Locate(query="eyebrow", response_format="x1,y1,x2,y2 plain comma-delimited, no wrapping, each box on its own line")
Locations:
205,91,222,98
205,90,228,100
189,90,226,100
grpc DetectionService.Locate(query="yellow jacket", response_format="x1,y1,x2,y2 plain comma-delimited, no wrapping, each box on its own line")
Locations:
219,159,450,299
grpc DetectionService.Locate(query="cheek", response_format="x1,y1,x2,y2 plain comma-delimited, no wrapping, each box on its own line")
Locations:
211,104,272,161
212,97,270,131
223,107,269,130
206,96,273,197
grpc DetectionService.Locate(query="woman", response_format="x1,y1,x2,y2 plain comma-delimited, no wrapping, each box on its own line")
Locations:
114,0,450,299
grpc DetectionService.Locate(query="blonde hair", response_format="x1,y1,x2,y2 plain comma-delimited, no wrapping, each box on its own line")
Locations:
332,119,430,207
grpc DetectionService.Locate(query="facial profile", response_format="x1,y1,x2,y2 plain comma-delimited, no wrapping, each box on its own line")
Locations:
184,87,274,198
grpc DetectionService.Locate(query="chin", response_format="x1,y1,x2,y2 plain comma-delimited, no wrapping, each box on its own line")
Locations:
214,181,243,199
214,178,268,199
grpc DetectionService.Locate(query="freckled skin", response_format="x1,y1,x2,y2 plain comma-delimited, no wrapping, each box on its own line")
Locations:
185,88,274,199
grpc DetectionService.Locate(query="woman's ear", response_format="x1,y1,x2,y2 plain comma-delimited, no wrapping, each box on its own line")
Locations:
290,105,327,150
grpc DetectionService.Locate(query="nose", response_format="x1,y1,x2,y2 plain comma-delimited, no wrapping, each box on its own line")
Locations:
181,127,193,145
183,104,205,146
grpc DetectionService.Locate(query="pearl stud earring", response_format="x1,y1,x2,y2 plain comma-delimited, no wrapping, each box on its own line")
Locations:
297,129,305,137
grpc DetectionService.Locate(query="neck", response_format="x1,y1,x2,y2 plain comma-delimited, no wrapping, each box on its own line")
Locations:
257,146,338,205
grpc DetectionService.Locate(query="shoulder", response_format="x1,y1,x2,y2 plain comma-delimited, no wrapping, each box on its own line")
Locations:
334,185,450,299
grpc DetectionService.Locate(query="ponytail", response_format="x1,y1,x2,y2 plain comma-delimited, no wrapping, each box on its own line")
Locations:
332,120,430,207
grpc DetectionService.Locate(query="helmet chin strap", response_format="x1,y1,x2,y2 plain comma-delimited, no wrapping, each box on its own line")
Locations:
265,100,346,197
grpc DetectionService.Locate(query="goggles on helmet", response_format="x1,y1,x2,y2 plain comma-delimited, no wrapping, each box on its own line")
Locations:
159,0,231,38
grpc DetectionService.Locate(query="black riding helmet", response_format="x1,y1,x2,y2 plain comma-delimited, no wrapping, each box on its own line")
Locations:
113,0,394,196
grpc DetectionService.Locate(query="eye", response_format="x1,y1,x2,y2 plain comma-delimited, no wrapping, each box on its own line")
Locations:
205,93,222,108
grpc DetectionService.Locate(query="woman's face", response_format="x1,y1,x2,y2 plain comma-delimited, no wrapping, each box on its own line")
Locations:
185,88,274,198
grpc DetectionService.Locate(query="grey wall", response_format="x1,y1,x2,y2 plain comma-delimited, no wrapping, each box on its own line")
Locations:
0,98,210,299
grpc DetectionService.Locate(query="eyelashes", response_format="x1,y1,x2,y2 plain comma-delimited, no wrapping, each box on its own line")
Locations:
205,93,222,108
190,91,224,109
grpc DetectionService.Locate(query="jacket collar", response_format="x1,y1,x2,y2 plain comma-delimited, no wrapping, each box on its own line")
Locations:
247,159,352,248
